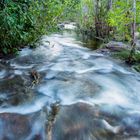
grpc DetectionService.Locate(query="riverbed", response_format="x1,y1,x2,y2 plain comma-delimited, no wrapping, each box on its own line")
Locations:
0,23,140,140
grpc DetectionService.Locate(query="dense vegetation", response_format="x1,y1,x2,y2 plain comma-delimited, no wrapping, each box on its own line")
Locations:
0,0,79,55
76,0,140,70
78,0,140,38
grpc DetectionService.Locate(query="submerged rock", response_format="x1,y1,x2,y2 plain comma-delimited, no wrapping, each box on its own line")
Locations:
52,103,118,140
0,110,47,140
0,23,140,140
0,113,31,139
52,103,140,140
57,23,65,30
0,75,34,106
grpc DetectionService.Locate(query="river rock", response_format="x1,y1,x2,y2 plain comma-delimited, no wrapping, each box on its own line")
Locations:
51,102,140,140
0,110,47,140
0,23,140,140
52,103,121,140
57,24,65,30
0,75,34,106
0,113,31,140
105,41,130,52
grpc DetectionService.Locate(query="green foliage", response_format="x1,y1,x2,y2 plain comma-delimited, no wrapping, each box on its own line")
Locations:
136,1,140,24
113,50,131,60
113,50,140,72
76,0,140,42
56,0,80,22
107,1,133,41
77,0,113,38
78,0,94,30
133,64,140,72
0,0,41,54
0,0,80,55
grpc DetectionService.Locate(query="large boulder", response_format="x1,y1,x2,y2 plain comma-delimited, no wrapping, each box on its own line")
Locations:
105,41,130,52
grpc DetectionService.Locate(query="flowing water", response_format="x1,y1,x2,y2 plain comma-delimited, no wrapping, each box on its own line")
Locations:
0,23,140,140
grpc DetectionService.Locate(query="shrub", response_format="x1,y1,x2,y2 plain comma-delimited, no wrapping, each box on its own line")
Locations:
0,0,81,55
0,0,58,54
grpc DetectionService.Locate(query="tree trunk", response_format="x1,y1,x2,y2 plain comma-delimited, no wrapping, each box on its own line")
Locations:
108,0,113,10
128,0,136,64
95,0,100,37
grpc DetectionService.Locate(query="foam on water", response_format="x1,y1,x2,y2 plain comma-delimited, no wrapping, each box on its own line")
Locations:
64,23,77,30
0,96,51,114
1,25,140,115
0,23,140,139
2,27,140,115
0,70,6,79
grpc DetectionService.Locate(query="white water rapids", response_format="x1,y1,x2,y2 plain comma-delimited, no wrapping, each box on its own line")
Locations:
0,23,140,140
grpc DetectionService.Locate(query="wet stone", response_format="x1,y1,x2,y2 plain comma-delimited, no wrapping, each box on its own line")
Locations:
52,103,114,140
0,110,47,140
12,54,46,66
52,102,140,140
38,73,101,104
0,23,140,140
0,113,31,140
0,75,34,106
105,41,130,52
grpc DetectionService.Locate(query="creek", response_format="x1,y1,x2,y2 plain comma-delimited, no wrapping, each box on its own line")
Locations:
0,23,140,140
